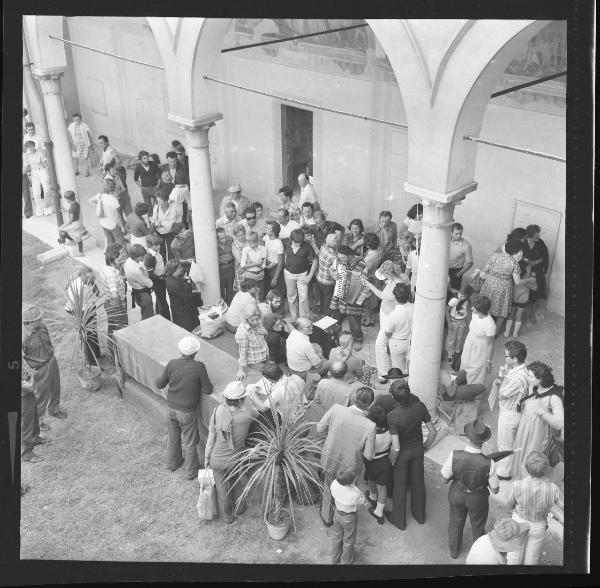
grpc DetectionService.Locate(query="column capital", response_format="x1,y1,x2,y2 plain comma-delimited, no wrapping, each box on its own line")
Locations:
32,68,66,81
404,181,478,205
168,112,223,132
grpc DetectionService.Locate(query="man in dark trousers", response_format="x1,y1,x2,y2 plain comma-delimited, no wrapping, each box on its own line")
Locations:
156,336,213,480
440,418,500,559
21,358,50,463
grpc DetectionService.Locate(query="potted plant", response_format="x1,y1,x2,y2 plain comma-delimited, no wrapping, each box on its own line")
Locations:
223,386,324,541
46,269,120,392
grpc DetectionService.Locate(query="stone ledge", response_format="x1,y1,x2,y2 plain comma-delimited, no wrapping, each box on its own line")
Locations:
36,247,68,264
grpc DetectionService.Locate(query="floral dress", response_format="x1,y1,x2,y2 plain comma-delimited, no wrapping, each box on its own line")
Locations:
480,252,519,317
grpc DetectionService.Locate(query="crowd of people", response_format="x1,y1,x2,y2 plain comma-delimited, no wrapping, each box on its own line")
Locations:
21,115,563,566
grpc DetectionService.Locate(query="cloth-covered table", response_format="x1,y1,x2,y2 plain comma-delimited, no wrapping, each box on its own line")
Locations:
113,315,261,443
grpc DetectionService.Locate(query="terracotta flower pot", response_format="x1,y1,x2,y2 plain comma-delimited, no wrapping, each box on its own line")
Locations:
77,365,102,391
266,509,291,541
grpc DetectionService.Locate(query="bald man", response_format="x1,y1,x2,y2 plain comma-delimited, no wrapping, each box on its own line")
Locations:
286,317,330,379
314,360,359,414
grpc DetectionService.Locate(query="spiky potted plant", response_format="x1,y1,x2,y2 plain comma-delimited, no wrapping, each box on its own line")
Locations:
46,269,120,391
223,384,324,540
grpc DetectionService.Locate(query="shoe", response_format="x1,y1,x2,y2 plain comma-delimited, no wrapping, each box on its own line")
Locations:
498,475,512,481
22,452,43,463
364,491,377,509
167,461,184,472
368,506,385,525
39,421,51,431
49,410,67,419
34,436,51,445
75,171,80,175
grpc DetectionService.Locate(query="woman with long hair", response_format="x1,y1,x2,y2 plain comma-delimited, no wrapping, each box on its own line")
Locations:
164,259,202,332
342,218,366,257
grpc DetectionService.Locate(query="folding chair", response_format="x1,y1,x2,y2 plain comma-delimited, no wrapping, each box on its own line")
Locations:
436,389,465,426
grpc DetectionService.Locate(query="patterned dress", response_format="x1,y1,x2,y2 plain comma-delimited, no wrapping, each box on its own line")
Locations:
480,252,519,317
232,239,246,293
69,122,91,159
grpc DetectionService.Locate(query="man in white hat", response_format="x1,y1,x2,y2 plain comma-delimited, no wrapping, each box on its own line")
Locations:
156,336,213,480
219,183,250,219
466,517,530,565
22,304,66,430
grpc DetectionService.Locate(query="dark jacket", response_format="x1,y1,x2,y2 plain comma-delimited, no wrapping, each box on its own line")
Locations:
166,276,201,332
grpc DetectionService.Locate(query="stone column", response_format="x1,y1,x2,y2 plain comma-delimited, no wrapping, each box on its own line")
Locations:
36,72,78,201
23,36,63,224
173,114,223,306
408,199,456,431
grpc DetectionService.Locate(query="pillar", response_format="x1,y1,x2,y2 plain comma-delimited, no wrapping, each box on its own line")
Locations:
408,199,456,431
37,72,78,201
23,36,63,225
174,114,223,306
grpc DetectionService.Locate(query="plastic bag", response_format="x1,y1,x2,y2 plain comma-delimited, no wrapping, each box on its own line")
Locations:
189,261,205,284
196,468,218,521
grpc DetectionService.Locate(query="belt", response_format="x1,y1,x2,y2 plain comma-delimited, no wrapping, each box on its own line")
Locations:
336,508,356,515
455,480,487,494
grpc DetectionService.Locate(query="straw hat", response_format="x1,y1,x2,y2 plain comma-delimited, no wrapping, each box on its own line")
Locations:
177,336,200,356
22,304,43,323
228,183,242,194
223,381,248,400
488,518,530,553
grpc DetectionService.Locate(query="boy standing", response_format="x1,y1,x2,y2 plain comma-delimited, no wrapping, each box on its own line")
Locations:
330,469,365,565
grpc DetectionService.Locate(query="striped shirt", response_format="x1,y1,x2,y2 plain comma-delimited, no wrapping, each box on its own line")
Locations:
98,265,126,305
505,476,564,523
235,322,269,367
498,362,529,412
317,244,338,285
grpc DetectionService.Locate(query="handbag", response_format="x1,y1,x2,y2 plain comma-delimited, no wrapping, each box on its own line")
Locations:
196,468,218,521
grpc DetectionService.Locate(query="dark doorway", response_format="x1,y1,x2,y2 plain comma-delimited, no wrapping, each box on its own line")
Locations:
281,105,313,193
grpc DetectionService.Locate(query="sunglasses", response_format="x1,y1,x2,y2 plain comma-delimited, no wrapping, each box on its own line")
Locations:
246,216,256,220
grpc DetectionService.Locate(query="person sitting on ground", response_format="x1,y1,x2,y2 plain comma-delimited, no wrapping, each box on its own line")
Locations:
314,360,358,413
164,259,203,332
224,281,260,333
126,202,151,248
328,332,366,384
330,469,365,565
441,418,499,560
465,518,530,565
204,382,261,523
364,404,393,525
234,305,269,381
123,244,154,321
504,450,564,565
170,222,195,263
317,387,376,527
258,289,286,319
286,317,331,379
58,190,88,256
262,312,289,366
156,336,213,480
278,185,302,222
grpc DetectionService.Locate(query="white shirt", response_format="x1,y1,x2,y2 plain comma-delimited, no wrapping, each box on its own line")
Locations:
286,329,322,372
100,144,119,168
330,480,364,513
123,257,153,290
383,302,414,339
97,193,122,230
263,236,285,265
23,132,44,151
299,214,316,226
255,375,305,414
465,535,506,565
278,219,301,240
300,182,318,205
239,218,268,239
224,291,256,328
241,245,267,272
440,445,499,490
